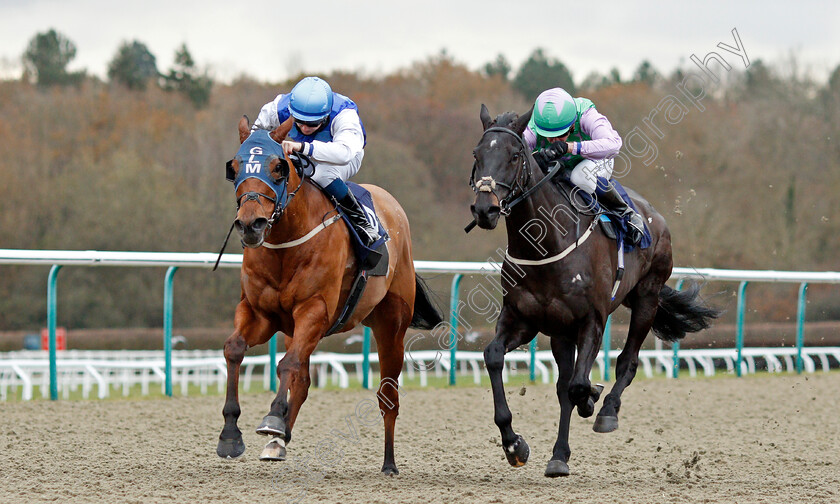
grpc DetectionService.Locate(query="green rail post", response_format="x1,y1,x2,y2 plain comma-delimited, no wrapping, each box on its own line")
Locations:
603,315,612,381
672,279,685,379
163,266,178,397
47,265,62,401
269,333,278,392
735,281,748,377
362,326,372,389
795,282,808,374
529,337,537,382
449,274,463,386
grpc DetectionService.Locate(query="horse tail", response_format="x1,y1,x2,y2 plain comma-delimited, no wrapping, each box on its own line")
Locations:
651,283,721,342
409,274,444,329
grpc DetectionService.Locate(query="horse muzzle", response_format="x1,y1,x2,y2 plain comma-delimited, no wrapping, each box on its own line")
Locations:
471,192,502,230
234,217,268,248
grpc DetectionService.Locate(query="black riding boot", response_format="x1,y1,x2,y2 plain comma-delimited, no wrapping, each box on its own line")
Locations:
338,191,383,268
598,183,646,246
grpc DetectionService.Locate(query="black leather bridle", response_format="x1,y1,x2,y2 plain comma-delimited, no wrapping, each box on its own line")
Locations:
466,126,564,233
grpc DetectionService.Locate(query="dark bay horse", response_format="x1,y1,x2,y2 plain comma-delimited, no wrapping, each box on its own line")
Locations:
216,116,442,476
469,105,719,477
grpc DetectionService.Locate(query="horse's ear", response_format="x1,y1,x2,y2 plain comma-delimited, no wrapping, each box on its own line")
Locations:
238,115,250,144
480,104,492,131
510,106,533,136
269,116,295,144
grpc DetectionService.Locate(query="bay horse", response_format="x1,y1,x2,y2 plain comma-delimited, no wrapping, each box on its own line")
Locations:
469,105,719,477
216,116,442,476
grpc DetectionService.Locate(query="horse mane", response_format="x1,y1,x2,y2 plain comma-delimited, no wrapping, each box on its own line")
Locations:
493,112,520,128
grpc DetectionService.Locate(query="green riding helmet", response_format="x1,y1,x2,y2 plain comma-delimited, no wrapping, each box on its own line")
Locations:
532,88,577,137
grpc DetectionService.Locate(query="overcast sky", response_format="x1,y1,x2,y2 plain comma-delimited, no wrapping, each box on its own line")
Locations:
1,0,838,84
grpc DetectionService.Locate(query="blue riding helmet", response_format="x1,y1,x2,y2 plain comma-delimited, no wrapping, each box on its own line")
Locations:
289,77,333,122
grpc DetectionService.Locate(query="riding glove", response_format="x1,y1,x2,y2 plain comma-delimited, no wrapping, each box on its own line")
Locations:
532,140,569,170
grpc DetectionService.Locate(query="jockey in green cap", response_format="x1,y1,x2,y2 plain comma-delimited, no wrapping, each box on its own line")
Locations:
525,88,646,245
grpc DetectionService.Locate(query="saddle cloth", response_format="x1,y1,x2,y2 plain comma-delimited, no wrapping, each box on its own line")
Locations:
337,182,389,274
573,177,652,252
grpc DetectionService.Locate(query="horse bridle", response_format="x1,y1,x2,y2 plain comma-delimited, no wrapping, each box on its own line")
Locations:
470,126,532,216
213,153,314,270
465,126,567,233
234,153,313,233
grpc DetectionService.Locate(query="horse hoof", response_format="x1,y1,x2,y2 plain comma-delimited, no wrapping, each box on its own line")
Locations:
577,398,596,418
381,466,399,476
593,415,619,433
256,415,286,437
216,436,246,459
591,383,605,401
504,435,530,467
259,436,286,461
544,459,570,478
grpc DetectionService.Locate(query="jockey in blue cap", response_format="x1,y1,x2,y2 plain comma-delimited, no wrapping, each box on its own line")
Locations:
251,76,380,247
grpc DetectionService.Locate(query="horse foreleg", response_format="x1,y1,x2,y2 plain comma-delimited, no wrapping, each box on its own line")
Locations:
569,315,605,418
218,304,276,459
595,293,659,433
217,333,247,458
545,336,576,477
484,308,535,468
257,302,325,461
282,335,307,445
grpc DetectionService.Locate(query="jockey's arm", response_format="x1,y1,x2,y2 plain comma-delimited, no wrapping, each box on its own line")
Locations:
251,95,284,132
577,108,622,159
304,109,365,165
523,128,537,151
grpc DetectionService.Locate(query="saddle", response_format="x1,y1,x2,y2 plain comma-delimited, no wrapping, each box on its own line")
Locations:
555,176,651,253
336,182,390,272
554,176,651,301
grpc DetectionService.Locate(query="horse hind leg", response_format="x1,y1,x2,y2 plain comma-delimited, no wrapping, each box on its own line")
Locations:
594,292,659,433
568,316,605,419
369,294,411,476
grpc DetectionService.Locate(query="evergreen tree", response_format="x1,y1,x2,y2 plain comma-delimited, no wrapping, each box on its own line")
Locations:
483,54,511,81
22,29,85,86
632,60,660,86
108,41,158,90
512,48,575,99
162,44,213,108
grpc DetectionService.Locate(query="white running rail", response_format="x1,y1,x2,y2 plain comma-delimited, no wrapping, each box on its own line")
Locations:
2,346,839,401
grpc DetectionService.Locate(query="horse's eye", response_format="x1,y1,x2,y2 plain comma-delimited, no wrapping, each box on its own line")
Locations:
511,152,520,161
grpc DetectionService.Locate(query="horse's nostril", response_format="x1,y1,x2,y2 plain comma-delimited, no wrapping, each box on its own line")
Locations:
234,220,244,234
252,218,268,233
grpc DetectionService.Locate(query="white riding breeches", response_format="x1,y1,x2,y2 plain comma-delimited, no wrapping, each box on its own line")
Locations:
569,158,614,194
310,150,365,189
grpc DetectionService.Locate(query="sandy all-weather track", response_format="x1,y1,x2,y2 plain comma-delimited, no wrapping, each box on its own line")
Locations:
1,372,839,503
